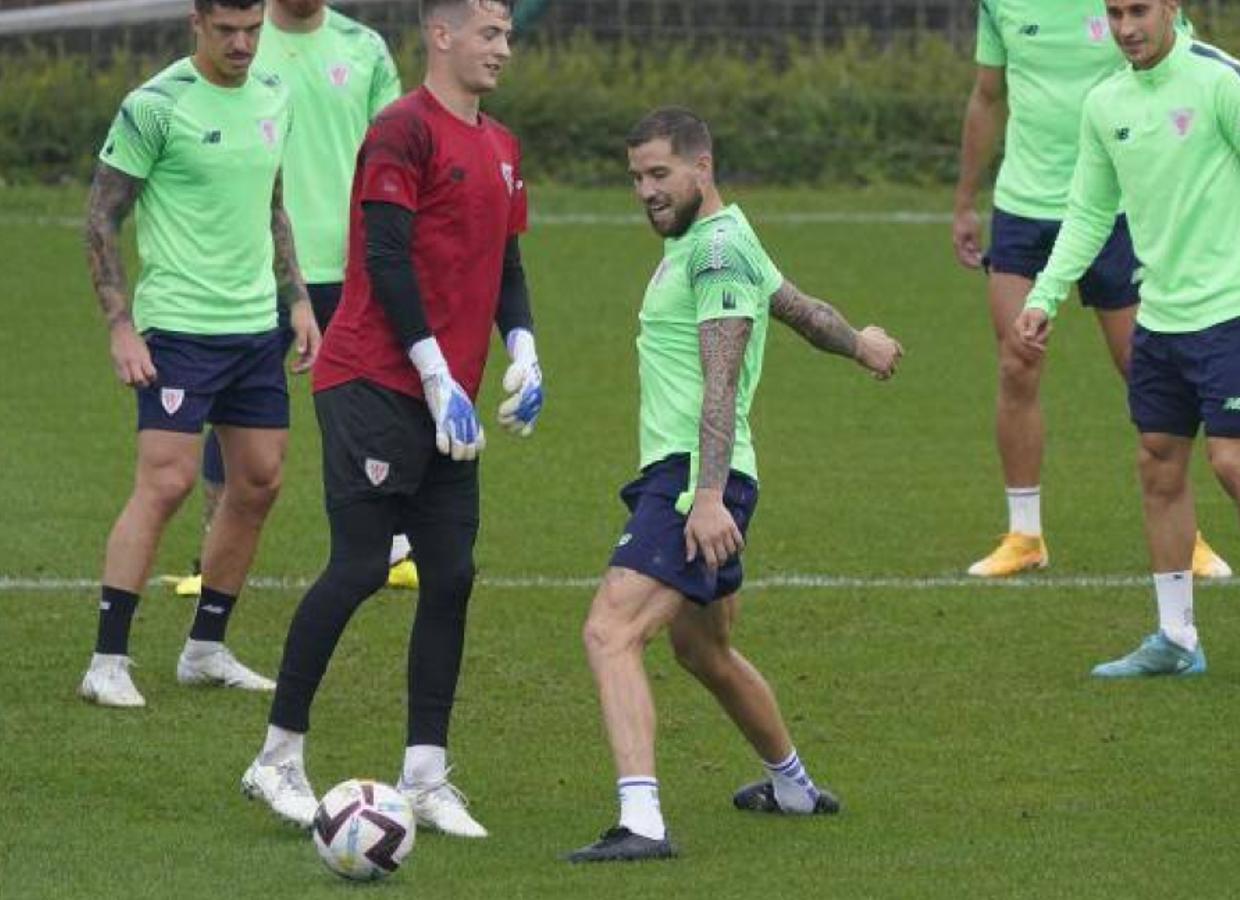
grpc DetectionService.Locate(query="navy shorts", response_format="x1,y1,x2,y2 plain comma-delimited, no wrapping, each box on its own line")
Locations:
984,208,1140,310
609,454,759,604
137,329,289,434
1129,317,1240,438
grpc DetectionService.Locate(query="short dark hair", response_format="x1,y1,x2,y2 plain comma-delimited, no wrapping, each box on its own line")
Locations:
194,0,264,13
420,0,516,22
626,107,712,159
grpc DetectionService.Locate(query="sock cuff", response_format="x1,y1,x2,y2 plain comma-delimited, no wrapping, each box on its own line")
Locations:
1153,570,1191,584
199,586,238,606
1004,486,1041,497
618,777,659,789
101,585,140,606
764,749,800,774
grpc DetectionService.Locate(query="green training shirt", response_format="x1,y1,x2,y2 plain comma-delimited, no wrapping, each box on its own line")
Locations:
1026,37,1240,333
254,9,401,284
100,58,291,336
976,1,1188,220
636,205,782,490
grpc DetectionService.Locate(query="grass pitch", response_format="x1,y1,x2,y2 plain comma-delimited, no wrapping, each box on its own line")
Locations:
0,184,1237,899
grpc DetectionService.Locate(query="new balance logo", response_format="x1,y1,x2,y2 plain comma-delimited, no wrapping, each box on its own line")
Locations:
200,604,227,615
722,291,737,311
1020,24,1040,36
1222,397,1240,412
1115,127,1131,142
202,130,222,144
616,533,633,548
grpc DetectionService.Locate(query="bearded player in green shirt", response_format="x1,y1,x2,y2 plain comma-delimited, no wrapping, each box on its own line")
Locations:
1017,0,1240,677
954,0,1230,579
567,108,903,863
79,0,321,708
174,0,412,598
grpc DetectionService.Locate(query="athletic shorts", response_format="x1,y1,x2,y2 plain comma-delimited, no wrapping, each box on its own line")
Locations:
1129,316,1240,438
314,379,479,517
200,310,295,483
137,328,289,433
984,208,1140,310
308,282,343,335
609,454,759,604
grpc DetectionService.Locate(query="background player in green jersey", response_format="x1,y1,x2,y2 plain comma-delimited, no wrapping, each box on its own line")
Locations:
1017,0,1240,677
176,0,410,598
953,0,1229,579
568,108,903,863
79,0,321,708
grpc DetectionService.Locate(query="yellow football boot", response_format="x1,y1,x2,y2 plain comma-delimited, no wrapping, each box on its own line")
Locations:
387,558,420,590
1192,531,1232,579
967,533,1048,577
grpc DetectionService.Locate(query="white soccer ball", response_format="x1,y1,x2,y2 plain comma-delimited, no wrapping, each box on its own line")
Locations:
312,779,416,881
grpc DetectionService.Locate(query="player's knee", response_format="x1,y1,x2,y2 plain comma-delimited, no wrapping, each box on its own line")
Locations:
1137,446,1186,497
671,629,729,679
1206,446,1240,500
997,340,1040,395
582,609,635,661
326,553,389,598
139,461,198,515
228,468,284,515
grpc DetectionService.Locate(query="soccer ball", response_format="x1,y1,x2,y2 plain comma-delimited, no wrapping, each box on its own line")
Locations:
312,779,416,881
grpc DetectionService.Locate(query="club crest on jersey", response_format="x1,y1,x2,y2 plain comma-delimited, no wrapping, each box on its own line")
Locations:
258,118,278,148
160,388,185,416
501,162,516,196
364,457,390,486
1086,16,1109,42
1170,108,1195,137
328,62,351,88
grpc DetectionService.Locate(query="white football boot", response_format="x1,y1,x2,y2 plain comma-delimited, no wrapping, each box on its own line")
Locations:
176,641,275,691
397,771,488,838
78,654,146,708
241,756,317,829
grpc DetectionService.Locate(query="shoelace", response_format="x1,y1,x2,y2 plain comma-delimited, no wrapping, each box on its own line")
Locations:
406,767,471,808
276,761,314,797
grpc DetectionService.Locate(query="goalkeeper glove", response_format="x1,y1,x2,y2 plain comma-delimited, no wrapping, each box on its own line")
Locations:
498,328,544,437
408,336,485,461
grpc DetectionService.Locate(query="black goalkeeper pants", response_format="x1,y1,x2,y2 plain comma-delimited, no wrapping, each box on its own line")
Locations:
268,381,480,747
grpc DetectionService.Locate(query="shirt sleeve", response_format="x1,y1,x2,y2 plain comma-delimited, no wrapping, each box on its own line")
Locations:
975,1,1006,68
1214,65,1240,156
1026,99,1122,319
688,224,764,324
98,89,168,179
507,141,528,237
368,36,403,120
355,109,429,213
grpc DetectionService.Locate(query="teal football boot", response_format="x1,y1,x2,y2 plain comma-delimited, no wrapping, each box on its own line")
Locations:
1091,632,1206,678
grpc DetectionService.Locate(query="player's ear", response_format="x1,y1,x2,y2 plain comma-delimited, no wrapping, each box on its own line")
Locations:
693,153,714,186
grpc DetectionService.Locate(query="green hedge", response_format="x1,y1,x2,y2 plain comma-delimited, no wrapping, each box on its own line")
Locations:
6,20,1240,187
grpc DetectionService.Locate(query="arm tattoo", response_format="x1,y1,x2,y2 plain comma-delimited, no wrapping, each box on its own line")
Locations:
271,172,310,308
769,278,858,358
84,164,142,328
697,317,752,491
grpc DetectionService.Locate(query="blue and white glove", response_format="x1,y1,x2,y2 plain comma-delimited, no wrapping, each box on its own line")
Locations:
409,336,485,461
498,328,544,437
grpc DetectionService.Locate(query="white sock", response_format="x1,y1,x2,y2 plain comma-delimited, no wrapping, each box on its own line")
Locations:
402,744,446,785
1006,486,1042,536
182,638,222,656
764,748,821,813
617,777,666,840
390,533,412,566
260,725,304,765
1154,571,1197,650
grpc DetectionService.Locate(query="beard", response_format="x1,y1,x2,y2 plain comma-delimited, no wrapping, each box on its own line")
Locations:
647,188,703,238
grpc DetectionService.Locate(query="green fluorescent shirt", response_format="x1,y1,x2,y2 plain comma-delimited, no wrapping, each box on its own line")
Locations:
636,205,782,488
100,58,291,335
1026,38,1240,333
976,1,1189,220
254,9,401,284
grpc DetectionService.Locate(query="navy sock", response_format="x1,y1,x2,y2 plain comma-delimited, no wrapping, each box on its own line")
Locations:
189,586,237,643
95,586,140,655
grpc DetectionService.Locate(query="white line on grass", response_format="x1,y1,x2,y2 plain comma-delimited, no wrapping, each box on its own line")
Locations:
2,210,955,231
1,573,1233,593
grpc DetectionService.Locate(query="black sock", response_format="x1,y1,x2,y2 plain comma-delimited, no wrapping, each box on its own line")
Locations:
95,586,140,655
189,586,237,643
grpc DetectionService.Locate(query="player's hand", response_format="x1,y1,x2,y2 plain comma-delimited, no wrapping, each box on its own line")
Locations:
684,489,744,570
423,372,485,461
854,325,903,381
1014,308,1052,357
953,206,984,270
408,336,484,461
498,328,544,437
109,319,157,388
289,299,321,374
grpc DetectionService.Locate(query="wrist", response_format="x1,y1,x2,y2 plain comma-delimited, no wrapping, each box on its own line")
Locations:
408,335,449,380
953,192,976,215
505,327,536,363
106,310,133,332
